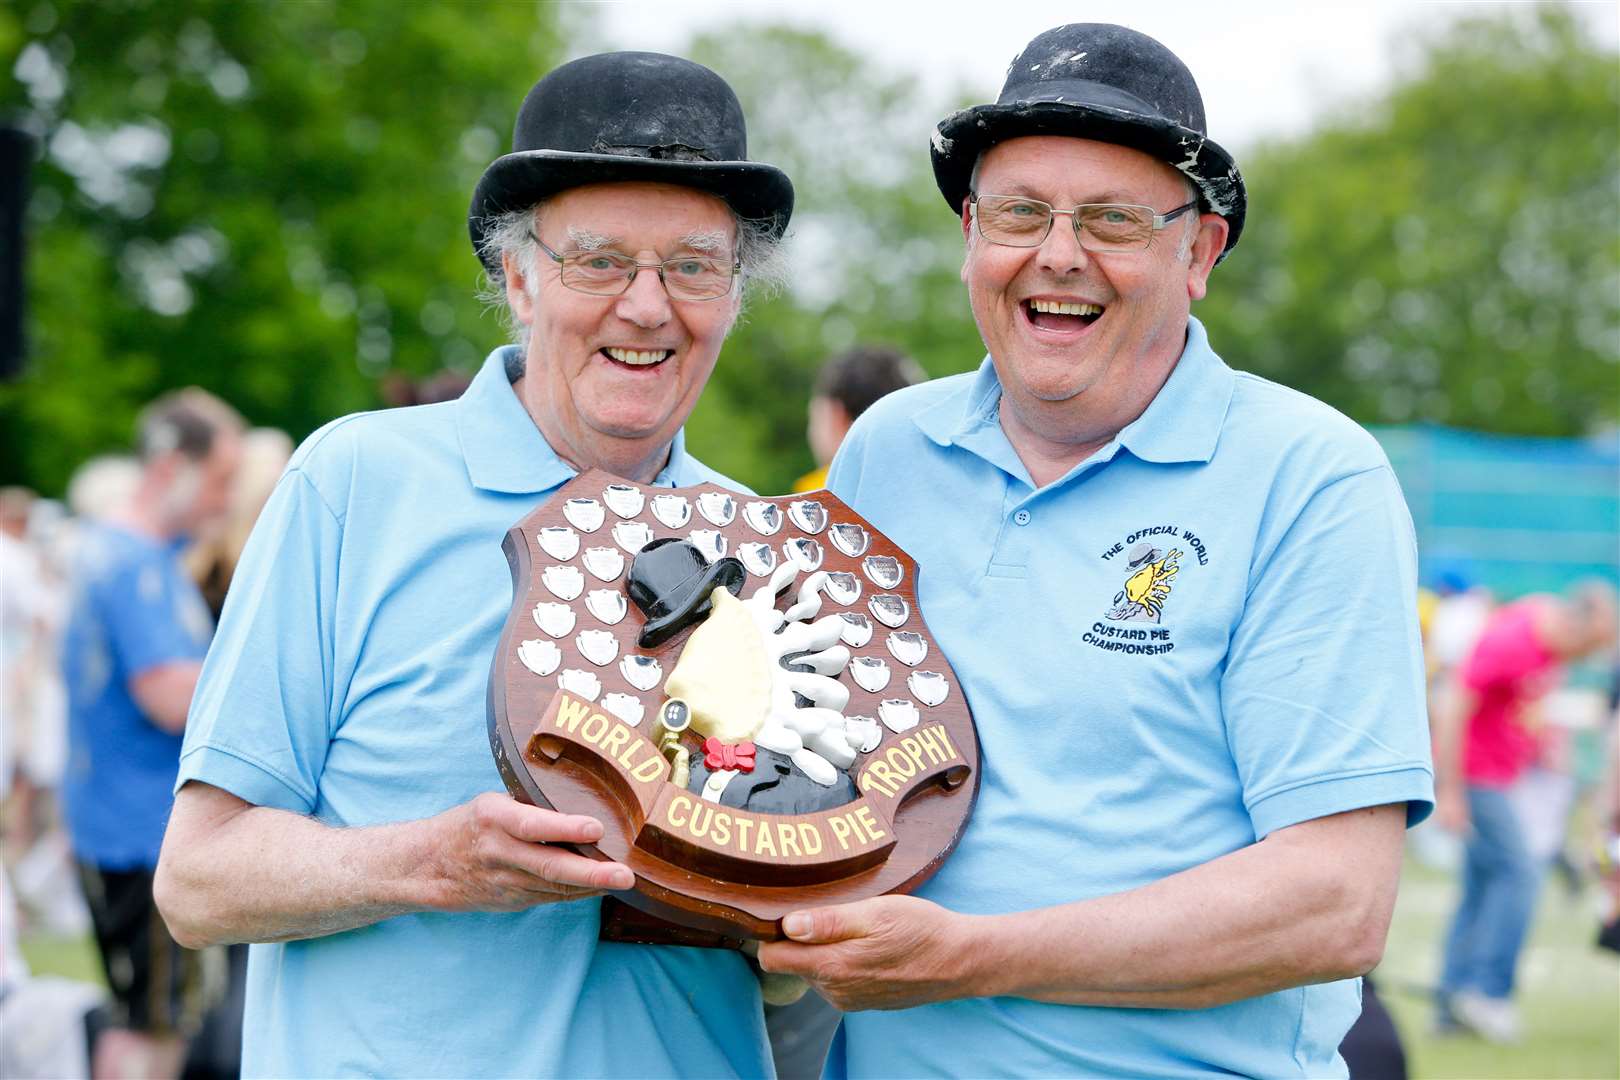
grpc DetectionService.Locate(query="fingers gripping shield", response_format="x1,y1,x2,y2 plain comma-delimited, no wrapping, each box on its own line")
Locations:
487,469,979,943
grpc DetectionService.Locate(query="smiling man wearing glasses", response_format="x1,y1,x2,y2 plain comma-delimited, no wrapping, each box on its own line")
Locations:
759,24,1434,1079
154,52,792,1078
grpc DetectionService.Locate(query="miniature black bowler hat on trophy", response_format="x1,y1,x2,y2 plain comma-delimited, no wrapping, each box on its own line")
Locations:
469,51,795,271
627,538,747,649
930,24,1245,259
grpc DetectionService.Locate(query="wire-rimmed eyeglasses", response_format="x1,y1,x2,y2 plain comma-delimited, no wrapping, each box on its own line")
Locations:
970,194,1199,253
529,231,739,301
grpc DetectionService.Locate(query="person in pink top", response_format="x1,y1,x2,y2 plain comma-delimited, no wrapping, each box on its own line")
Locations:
1433,582,1616,1042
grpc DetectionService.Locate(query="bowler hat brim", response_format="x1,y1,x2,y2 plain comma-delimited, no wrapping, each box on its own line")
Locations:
932,98,1245,258
469,150,795,273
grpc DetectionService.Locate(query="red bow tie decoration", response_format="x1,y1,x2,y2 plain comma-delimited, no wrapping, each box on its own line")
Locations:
702,737,756,773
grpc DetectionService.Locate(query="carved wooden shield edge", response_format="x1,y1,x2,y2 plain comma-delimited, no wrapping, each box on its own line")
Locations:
485,468,980,940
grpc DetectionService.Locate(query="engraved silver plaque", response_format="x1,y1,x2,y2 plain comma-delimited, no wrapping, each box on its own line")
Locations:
828,523,870,558
743,500,783,536
585,589,627,625
863,555,903,590
838,611,874,648
651,494,692,529
697,491,736,526
619,654,663,692
788,499,828,534
613,520,654,555
868,594,910,628
689,529,728,563
602,692,646,727
557,669,601,702
542,565,584,601
532,601,576,638
517,638,561,677
908,670,950,707
563,498,605,533
879,698,921,733
583,546,625,582
850,656,892,693
537,526,580,562
576,629,619,667
784,536,824,572
738,542,777,577
886,631,928,667
603,484,645,519
826,571,862,606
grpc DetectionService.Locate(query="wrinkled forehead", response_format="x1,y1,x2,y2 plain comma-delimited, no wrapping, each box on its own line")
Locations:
541,180,738,249
974,135,1190,204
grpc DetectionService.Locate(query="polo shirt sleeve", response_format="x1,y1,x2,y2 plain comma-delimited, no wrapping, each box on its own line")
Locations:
1221,464,1434,836
96,545,207,681
176,466,342,815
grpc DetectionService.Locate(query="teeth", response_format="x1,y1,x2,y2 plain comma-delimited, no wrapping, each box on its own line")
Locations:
1030,299,1102,316
605,347,670,366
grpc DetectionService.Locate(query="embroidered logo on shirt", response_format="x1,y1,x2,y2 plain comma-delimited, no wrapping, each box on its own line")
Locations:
1085,525,1212,656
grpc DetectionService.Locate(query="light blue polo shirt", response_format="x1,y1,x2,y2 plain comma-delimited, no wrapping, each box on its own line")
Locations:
177,347,773,1079
824,317,1433,1079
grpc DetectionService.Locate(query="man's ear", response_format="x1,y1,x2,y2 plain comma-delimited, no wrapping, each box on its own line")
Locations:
503,251,536,325
1186,215,1229,302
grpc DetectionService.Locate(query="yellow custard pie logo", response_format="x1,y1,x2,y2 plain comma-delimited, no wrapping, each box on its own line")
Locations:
1085,524,1210,656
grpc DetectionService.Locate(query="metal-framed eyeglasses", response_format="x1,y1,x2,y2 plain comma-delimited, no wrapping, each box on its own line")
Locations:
969,194,1200,253
530,231,740,301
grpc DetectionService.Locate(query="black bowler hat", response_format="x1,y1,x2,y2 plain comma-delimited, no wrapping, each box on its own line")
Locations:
627,538,747,650
931,24,1245,259
469,52,794,272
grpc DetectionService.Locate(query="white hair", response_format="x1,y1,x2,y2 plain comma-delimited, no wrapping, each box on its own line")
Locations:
477,200,787,346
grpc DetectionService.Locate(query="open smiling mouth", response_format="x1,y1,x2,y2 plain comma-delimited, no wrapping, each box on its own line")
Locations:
1024,298,1103,331
601,347,673,368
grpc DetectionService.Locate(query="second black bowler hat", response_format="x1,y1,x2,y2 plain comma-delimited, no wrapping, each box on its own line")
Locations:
469,52,794,272
931,24,1245,259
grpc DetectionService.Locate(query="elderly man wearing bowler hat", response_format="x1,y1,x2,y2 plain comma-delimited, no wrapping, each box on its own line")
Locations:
758,24,1434,1078
154,53,792,1077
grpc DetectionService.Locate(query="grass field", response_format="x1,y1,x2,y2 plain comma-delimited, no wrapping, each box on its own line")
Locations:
1376,861,1619,1080
18,859,1620,1078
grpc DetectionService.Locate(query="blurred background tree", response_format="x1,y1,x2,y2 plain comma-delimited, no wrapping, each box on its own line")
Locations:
1,0,562,494
1196,6,1618,434
1,3,1614,496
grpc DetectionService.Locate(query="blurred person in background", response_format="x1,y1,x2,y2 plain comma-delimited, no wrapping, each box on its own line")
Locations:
184,427,294,620
1433,580,1618,1043
1,488,85,938
792,344,925,493
60,388,243,1079
153,51,796,1078
65,455,142,523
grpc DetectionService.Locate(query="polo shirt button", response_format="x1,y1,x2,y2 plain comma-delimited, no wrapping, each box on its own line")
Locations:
1013,509,1032,526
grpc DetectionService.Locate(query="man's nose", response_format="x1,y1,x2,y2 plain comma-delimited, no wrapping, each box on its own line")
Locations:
614,266,673,329
1036,213,1090,276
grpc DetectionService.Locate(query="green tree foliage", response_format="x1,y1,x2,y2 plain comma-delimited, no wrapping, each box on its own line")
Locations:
1197,6,1619,434
1,0,562,494
678,26,984,493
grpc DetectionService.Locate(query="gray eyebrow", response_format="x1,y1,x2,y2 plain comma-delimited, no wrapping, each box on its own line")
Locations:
564,225,616,251
678,229,731,255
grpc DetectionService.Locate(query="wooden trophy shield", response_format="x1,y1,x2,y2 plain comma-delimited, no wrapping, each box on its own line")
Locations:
487,469,978,945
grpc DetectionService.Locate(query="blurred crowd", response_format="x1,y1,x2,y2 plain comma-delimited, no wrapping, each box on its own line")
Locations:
1,360,1616,1079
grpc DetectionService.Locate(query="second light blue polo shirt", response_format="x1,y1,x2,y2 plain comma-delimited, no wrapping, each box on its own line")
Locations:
825,316,1433,1079
176,347,774,1078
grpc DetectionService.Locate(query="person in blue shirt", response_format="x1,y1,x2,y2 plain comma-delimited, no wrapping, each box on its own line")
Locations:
62,387,243,1078
153,52,795,1078
758,24,1435,1079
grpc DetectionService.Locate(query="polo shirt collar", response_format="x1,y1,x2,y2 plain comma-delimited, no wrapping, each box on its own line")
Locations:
912,315,1234,468
456,346,704,493
1115,316,1234,465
